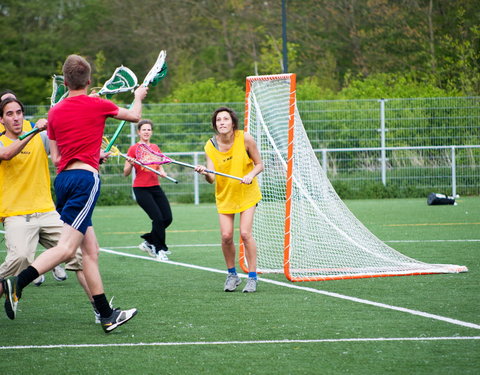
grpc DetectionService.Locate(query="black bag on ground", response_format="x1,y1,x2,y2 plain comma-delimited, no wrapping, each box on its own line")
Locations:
427,193,455,205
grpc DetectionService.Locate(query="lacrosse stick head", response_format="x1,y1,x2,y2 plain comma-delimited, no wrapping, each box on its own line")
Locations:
51,75,69,107
101,136,120,156
136,143,171,165
143,50,168,87
98,66,138,98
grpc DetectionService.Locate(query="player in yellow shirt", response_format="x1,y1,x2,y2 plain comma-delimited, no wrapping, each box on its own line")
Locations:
0,96,101,322
0,90,68,284
0,90,34,135
195,107,263,292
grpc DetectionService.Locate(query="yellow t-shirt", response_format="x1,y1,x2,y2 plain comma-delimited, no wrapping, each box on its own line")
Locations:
205,130,261,214
0,119,33,134
0,133,55,217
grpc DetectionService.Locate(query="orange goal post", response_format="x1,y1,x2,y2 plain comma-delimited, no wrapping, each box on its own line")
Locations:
239,73,468,281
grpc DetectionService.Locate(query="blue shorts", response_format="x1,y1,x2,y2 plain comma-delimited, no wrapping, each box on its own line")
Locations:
54,169,101,235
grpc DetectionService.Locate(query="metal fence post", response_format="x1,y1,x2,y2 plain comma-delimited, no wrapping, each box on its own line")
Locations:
451,146,457,197
378,99,387,186
194,152,199,205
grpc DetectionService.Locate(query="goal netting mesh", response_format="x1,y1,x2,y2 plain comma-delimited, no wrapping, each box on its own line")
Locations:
240,74,467,281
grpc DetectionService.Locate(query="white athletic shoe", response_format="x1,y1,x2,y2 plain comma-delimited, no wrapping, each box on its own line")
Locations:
33,274,45,286
100,308,138,333
52,265,67,281
139,241,157,258
156,250,169,261
242,278,258,293
224,274,242,292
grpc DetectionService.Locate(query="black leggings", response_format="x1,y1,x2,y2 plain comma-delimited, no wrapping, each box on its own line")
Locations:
133,186,172,251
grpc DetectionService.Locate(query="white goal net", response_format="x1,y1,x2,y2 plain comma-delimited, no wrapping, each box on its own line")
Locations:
241,74,467,281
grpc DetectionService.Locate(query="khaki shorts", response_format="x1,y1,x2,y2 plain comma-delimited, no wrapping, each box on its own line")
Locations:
0,210,83,277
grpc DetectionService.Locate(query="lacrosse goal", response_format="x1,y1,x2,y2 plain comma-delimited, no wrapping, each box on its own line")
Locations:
239,73,468,281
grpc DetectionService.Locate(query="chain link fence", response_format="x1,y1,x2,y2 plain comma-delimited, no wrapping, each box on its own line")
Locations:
25,97,480,204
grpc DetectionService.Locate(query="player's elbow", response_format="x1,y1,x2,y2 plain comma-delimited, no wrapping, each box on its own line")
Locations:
129,113,141,123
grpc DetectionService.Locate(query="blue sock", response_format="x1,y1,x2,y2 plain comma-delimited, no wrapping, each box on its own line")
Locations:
248,272,257,280
228,267,237,275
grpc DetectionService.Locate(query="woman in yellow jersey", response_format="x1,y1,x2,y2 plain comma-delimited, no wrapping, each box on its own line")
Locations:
195,107,263,293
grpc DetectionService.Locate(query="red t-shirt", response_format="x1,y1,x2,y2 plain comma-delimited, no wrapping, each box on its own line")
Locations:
48,95,119,173
127,143,161,187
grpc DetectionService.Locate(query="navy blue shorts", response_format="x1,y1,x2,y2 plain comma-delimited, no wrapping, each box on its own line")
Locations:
54,169,101,235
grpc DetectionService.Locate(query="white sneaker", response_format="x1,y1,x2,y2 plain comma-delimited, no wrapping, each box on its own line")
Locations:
100,308,138,333
224,274,242,292
139,241,157,258
52,265,67,281
156,250,169,261
242,278,258,293
34,274,45,286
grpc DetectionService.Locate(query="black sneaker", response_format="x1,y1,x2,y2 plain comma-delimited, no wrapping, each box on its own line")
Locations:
100,308,138,333
4,276,20,320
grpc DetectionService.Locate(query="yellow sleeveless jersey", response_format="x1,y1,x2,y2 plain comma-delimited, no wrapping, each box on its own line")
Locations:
0,119,33,134
0,133,55,217
205,130,261,214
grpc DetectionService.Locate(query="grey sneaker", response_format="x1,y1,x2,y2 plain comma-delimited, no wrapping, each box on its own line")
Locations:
224,274,242,292
242,278,257,293
156,250,169,261
33,274,45,286
100,308,138,333
3,276,20,320
52,265,67,281
139,241,156,258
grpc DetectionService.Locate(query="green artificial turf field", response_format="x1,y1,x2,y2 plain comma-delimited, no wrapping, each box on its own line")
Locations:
1,198,478,374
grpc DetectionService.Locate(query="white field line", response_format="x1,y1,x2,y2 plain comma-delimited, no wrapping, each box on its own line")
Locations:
100,248,480,330
1,336,479,351
73,238,480,250
0,236,478,329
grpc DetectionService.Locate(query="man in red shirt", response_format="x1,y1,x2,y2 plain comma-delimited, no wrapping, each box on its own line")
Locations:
3,54,148,333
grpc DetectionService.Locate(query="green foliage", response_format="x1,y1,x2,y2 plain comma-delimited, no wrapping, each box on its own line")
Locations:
257,36,299,75
296,76,336,100
164,78,244,103
338,73,459,100
1,1,480,104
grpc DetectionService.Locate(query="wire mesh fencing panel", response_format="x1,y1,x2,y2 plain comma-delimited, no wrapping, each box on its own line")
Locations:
25,96,480,203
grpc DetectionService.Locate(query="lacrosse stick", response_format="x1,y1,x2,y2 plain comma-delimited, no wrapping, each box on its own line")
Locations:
51,74,69,107
136,143,243,181
102,137,178,184
19,68,138,141
104,50,168,152
97,66,138,98
19,75,68,140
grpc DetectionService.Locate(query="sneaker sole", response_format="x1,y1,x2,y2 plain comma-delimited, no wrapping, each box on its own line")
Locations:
104,309,138,333
4,278,18,320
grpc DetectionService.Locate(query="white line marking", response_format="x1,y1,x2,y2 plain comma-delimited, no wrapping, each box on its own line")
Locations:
100,248,480,330
1,336,479,350
106,244,220,249
386,239,480,243
104,239,480,250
